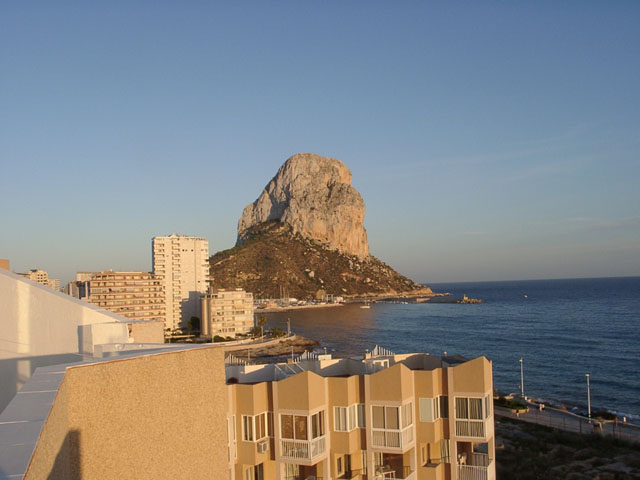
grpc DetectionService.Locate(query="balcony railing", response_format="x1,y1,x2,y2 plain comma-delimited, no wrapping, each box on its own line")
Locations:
457,453,494,480
280,436,326,461
371,426,413,449
455,420,486,438
374,466,415,480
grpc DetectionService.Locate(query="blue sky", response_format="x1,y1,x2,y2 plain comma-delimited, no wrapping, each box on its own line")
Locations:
1,1,639,284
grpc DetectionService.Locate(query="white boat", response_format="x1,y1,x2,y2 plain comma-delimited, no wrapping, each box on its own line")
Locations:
360,295,371,309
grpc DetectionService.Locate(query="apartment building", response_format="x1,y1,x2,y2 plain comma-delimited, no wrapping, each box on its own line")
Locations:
2,343,494,480
225,346,495,480
88,270,165,322
152,234,210,331
16,268,61,291
202,287,255,337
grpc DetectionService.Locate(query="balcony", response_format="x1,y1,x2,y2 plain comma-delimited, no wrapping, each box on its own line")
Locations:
280,436,326,461
457,453,494,480
371,426,413,450
374,452,415,480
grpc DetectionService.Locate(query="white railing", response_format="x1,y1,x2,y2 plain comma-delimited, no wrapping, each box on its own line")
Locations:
458,455,493,480
280,436,325,460
455,420,486,438
458,465,488,480
371,426,413,449
374,467,415,480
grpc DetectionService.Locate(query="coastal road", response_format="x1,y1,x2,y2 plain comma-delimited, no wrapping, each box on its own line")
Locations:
495,405,640,444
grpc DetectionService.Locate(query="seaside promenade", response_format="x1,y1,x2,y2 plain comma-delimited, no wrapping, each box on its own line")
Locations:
495,404,640,444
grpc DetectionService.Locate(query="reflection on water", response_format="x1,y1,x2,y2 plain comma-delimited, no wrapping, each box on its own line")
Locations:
265,304,382,356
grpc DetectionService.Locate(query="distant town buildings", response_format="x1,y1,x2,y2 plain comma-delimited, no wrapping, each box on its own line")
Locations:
16,268,61,291
75,271,94,282
201,287,255,338
86,270,165,323
152,234,210,331
64,279,90,300
0,259,9,270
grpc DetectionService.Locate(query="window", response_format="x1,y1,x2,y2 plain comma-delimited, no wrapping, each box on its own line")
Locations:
335,406,348,431
455,397,486,420
254,463,264,480
401,402,413,428
372,405,404,429
440,439,450,463
420,396,448,422
420,398,435,422
337,456,343,474
374,406,397,429
242,412,271,442
281,411,325,441
421,443,428,465
361,451,367,475
268,412,274,437
334,405,357,432
311,411,325,438
440,395,449,419
243,415,254,441
357,403,366,428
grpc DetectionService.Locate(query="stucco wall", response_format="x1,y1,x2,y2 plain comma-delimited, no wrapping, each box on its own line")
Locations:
128,320,165,343
24,347,228,480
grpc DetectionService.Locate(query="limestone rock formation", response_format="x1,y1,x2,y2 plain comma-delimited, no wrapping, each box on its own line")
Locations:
237,153,369,258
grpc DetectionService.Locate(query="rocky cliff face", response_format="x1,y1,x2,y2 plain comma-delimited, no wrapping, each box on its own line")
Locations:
237,153,369,258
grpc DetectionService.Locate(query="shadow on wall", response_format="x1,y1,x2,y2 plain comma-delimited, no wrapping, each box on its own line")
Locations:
182,291,203,326
0,354,83,414
47,430,81,480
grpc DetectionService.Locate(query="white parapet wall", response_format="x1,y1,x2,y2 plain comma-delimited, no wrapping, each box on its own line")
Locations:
0,269,132,412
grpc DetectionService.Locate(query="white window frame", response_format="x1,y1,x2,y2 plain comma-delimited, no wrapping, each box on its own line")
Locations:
242,412,271,442
334,404,358,432
280,409,326,441
371,401,413,431
420,395,449,422
455,397,488,420
357,403,366,428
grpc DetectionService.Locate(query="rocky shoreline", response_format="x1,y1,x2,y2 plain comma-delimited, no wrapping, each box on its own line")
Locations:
225,335,320,361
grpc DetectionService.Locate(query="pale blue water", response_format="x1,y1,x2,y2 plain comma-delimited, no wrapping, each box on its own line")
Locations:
265,277,640,423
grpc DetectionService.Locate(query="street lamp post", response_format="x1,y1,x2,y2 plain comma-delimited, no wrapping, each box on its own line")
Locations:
586,373,591,421
519,358,525,398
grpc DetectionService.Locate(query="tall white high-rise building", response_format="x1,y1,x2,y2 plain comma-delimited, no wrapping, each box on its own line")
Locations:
152,234,210,331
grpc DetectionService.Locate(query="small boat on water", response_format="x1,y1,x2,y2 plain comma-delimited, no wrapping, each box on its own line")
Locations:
360,295,371,309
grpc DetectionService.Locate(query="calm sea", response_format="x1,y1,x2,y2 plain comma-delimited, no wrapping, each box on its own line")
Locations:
264,277,640,423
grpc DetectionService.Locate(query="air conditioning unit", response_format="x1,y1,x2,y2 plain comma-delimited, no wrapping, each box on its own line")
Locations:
257,439,269,453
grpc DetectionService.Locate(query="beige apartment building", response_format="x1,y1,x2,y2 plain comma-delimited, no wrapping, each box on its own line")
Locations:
225,347,495,480
16,268,61,291
152,234,210,331
88,270,165,322
202,287,255,337
5,344,494,480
